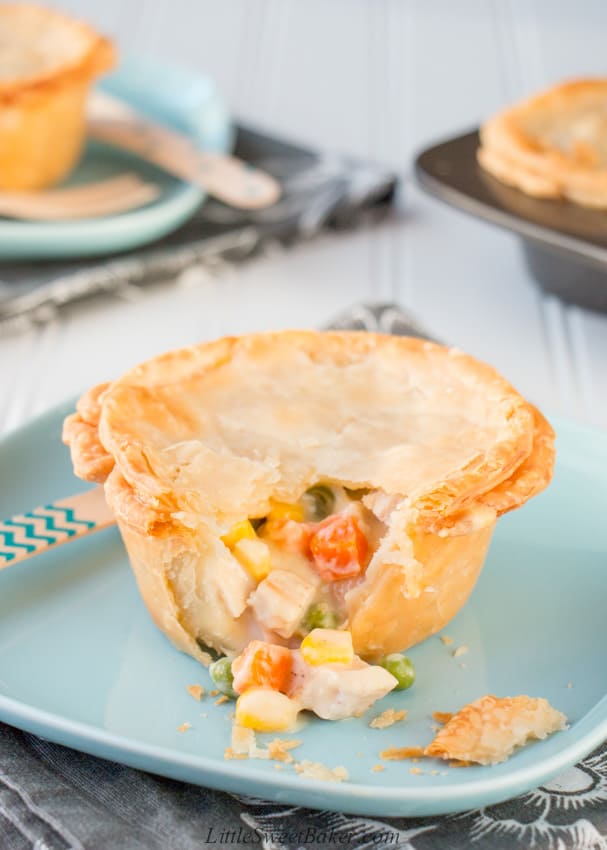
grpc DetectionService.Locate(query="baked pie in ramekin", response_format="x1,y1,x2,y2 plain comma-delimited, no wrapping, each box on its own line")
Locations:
0,4,115,190
478,79,607,208
64,331,555,690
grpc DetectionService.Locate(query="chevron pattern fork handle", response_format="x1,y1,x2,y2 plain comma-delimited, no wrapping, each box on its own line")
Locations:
0,488,115,568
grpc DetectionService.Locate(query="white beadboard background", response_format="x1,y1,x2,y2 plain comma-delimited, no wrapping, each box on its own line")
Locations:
1,0,606,434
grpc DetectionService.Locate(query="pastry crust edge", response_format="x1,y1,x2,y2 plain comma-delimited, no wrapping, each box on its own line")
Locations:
0,4,115,104
478,78,607,208
63,331,554,537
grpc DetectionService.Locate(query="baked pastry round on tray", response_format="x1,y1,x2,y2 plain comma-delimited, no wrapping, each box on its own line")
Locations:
63,331,555,667
0,4,115,190
478,79,607,208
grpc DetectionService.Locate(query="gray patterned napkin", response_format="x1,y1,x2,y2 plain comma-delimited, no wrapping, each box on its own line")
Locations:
0,304,604,850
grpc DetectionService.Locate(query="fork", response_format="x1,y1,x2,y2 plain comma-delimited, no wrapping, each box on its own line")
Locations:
87,91,281,210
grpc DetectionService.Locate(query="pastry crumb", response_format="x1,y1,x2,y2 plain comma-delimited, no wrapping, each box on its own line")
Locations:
214,695,229,706
176,722,191,733
432,711,454,725
187,684,205,701
274,763,283,770
372,764,385,772
453,645,469,658
268,738,302,763
430,770,440,776
566,682,574,689
231,724,256,755
409,767,424,775
230,725,301,763
380,746,425,761
209,689,220,697
235,726,270,760
224,747,248,760
440,635,454,646
295,761,349,783
369,708,408,729
426,695,567,765
200,712,208,718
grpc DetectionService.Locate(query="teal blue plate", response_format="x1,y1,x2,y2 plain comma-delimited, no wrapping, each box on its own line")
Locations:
0,58,232,260
0,403,605,817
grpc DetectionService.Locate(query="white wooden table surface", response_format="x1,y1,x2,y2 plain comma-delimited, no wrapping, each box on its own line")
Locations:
1,0,607,436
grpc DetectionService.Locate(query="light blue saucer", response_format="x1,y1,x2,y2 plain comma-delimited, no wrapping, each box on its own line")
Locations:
0,404,605,817
0,58,232,260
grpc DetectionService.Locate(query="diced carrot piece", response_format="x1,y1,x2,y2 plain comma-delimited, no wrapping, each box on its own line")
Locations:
309,515,369,581
232,640,293,695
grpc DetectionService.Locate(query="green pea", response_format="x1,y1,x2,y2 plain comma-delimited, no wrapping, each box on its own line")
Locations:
380,653,416,690
209,656,237,698
302,485,336,521
302,602,339,633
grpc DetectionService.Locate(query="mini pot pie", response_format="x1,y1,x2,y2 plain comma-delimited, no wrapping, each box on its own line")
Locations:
0,4,115,190
64,332,554,721
478,79,607,208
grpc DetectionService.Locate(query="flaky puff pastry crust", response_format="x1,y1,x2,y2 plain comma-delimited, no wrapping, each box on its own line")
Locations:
478,79,607,208
426,695,567,765
0,5,115,189
63,331,555,662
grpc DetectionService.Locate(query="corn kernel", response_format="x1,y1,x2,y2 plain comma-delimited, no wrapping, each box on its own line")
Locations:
267,501,305,523
232,538,272,582
235,687,299,732
300,628,354,667
221,519,256,549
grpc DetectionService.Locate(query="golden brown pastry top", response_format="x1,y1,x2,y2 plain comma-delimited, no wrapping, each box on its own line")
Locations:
0,4,114,100
479,79,607,207
63,331,555,539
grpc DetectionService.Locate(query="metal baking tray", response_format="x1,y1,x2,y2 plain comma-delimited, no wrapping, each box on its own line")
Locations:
414,130,607,313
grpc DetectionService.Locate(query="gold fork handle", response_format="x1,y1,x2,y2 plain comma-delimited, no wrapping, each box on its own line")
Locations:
89,118,281,210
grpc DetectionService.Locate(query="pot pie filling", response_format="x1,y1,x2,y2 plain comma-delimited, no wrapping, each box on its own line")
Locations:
209,483,407,726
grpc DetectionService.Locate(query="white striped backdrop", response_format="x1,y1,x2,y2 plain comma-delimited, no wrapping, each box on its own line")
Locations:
1,0,606,433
